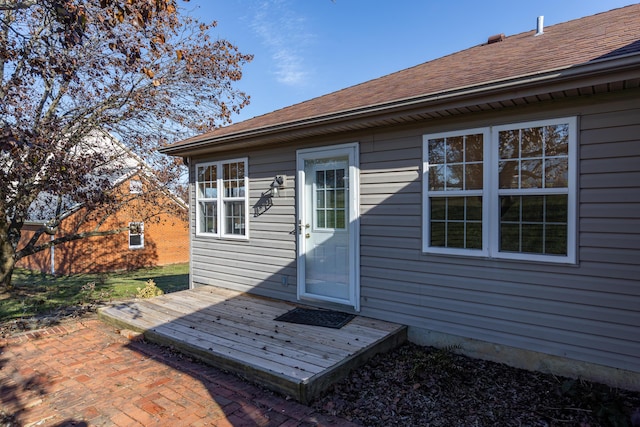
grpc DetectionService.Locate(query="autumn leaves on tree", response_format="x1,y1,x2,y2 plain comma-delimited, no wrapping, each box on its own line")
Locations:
0,0,253,286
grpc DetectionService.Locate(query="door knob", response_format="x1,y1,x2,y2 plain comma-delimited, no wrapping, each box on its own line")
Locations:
298,222,310,232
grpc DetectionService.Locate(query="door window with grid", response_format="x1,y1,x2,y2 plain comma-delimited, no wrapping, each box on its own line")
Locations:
314,164,347,230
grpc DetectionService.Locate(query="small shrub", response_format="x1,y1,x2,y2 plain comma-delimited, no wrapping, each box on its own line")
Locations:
79,281,96,304
136,279,164,299
81,282,96,293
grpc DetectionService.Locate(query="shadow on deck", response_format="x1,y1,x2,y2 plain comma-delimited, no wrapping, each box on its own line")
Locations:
98,286,407,404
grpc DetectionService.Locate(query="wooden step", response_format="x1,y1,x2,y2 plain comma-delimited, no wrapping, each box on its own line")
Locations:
98,287,407,403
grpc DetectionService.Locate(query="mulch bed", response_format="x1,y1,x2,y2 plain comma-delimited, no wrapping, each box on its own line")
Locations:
311,342,640,426
0,305,96,340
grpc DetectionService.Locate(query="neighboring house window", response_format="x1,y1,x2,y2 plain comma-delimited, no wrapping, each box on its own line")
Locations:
129,179,142,194
129,222,144,249
423,117,576,263
196,158,248,238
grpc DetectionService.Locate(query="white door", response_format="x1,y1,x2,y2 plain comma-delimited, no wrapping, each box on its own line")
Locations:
296,143,359,310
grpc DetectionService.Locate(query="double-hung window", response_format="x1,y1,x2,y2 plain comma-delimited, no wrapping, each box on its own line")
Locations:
196,158,249,239
129,222,144,249
423,128,489,256
129,179,142,194
423,117,576,263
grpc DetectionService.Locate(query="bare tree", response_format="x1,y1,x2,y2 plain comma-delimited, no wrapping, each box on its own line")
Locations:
0,0,252,287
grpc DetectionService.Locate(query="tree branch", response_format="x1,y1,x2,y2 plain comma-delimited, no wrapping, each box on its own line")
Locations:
0,9,13,100
42,78,70,122
16,226,129,260
5,14,47,95
33,77,54,129
1,0,250,286
0,0,37,11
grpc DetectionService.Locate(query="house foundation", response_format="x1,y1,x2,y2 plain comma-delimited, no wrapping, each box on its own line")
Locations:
408,326,640,392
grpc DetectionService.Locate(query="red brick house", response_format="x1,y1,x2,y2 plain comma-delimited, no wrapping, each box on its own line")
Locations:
17,133,189,275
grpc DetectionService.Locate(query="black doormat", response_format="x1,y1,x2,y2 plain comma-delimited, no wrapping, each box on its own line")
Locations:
274,307,355,329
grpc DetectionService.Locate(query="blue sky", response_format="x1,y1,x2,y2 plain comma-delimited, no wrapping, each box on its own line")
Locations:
181,0,636,124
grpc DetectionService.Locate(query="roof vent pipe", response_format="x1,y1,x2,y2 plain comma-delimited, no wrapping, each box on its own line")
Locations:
535,15,544,36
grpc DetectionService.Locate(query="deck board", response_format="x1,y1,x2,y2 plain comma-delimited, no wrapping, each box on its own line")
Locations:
134,299,336,371
98,286,407,403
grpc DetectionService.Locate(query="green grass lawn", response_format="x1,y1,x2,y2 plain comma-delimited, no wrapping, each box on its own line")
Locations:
0,263,189,322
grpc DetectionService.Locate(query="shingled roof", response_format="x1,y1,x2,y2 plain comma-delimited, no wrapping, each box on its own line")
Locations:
162,4,640,156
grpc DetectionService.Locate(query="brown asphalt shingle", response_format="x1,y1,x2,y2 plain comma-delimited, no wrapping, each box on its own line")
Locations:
170,4,640,148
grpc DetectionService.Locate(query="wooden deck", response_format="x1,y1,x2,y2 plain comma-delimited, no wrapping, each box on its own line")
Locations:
98,286,407,403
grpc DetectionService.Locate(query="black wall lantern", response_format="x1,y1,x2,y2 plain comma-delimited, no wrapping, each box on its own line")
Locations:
270,175,285,197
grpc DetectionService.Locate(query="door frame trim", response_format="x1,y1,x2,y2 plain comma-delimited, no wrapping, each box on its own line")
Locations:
296,142,360,311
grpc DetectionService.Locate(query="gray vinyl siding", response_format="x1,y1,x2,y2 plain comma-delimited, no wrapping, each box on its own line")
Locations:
188,92,640,373
356,95,640,373
189,146,299,302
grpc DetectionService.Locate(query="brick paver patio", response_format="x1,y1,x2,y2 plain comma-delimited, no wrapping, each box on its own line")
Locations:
0,317,357,426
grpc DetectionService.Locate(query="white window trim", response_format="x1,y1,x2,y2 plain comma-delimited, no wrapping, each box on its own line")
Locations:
129,179,142,194
128,222,144,249
195,158,249,240
196,160,218,236
422,117,577,264
422,128,490,257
